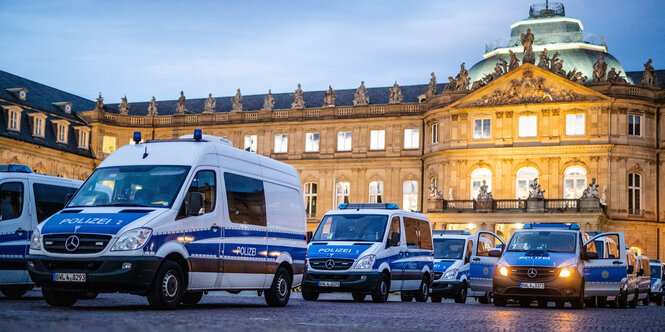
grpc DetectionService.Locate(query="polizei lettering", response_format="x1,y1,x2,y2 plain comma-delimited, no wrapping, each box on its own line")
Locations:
317,247,358,254
236,246,257,256
57,217,119,225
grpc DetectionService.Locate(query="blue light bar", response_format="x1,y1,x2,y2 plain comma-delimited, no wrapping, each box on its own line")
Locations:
523,223,580,230
194,129,202,141
338,203,400,210
433,230,471,235
0,164,32,173
133,131,142,144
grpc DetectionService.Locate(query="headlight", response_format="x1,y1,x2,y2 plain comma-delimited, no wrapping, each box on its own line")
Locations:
353,255,376,270
30,228,41,250
444,269,458,279
559,267,572,278
499,266,509,277
111,228,152,251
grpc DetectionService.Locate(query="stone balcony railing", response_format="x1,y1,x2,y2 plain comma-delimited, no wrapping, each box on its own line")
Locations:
428,197,603,213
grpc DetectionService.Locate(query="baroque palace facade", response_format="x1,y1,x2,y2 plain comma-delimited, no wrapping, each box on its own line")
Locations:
1,4,665,256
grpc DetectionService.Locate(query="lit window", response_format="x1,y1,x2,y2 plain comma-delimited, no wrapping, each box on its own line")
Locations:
403,181,418,212
473,119,491,139
304,182,317,218
78,130,89,149
628,115,642,136
431,123,439,144
516,167,539,199
404,129,419,149
102,135,116,154
337,131,352,151
244,135,257,153
470,168,492,199
305,133,319,152
369,181,384,203
274,134,288,153
565,114,585,136
628,173,641,215
518,116,537,137
8,109,21,131
370,130,385,150
563,166,586,198
335,182,350,206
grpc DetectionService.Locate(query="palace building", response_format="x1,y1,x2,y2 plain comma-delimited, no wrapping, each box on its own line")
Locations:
1,3,664,256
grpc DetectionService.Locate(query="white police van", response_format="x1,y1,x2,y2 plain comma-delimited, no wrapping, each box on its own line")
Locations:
430,230,491,304
636,255,651,305
28,130,307,309
0,164,81,298
302,203,433,303
649,260,664,306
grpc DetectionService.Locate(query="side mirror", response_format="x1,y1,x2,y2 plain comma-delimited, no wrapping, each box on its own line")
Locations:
186,192,204,216
488,248,502,258
388,232,400,247
627,265,634,274
64,193,74,205
306,231,313,244
584,251,599,260
464,255,470,264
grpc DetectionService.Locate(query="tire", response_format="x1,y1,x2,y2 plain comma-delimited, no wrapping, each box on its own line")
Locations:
302,290,319,301
352,292,366,302
371,273,390,303
431,295,442,303
618,291,628,309
414,276,429,302
478,292,491,304
454,283,467,304
494,295,506,307
42,288,78,308
597,296,607,308
642,294,650,306
181,291,204,305
265,266,292,307
571,282,584,309
147,260,186,310
1,285,32,299
629,290,638,308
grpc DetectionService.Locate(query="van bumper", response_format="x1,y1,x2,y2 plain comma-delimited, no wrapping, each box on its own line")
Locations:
431,280,463,298
27,255,161,294
302,270,381,293
492,272,583,301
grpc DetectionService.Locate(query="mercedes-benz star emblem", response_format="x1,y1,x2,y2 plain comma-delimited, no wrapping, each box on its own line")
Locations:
65,235,80,252
325,259,335,270
527,268,538,278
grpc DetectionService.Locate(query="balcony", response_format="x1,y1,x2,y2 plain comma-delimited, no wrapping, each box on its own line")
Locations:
428,198,602,213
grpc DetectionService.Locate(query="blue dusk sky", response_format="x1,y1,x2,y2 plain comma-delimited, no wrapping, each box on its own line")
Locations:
1,0,664,102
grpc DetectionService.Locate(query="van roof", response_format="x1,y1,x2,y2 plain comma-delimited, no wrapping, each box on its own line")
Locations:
324,208,430,221
0,169,83,186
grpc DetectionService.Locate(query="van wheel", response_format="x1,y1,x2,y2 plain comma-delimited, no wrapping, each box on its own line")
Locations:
371,273,390,303
657,294,663,306
642,294,650,306
431,295,442,303
181,291,204,305
147,260,185,310
629,290,638,308
302,290,319,301
493,295,506,307
478,292,491,304
352,292,366,302
454,283,467,303
617,291,628,308
42,288,78,307
414,276,429,302
1,285,32,299
265,266,291,307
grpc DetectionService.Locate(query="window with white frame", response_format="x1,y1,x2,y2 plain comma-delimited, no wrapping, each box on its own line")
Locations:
244,135,258,153
563,166,587,198
518,115,537,137
470,168,492,199
516,167,539,199
29,113,46,137
370,130,385,150
369,181,384,203
431,123,439,144
404,128,419,149
628,114,642,136
628,173,641,215
335,182,350,206
78,129,89,149
54,122,69,143
402,181,418,212
8,109,21,131
337,131,352,151
274,134,288,153
102,135,116,153
473,118,491,139
565,113,585,136
304,182,317,218
305,133,319,152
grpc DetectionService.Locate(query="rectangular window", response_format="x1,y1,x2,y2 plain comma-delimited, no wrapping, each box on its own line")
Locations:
304,183,317,217
628,173,641,215
182,170,216,216
34,117,44,137
224,173,266,226
33,183,77,223
404,128,419,149
102,136,116,154
431,123,439,144
473,118,491,139
337,131,352,151
518,116,537,137
57,124,67,143
264,182,304,227
335,182,350,207
404,217,432,250
370,130,385,150
78,130,88,149
274,134,288,153
244,135,258,153
565,113,585,136
9,111,19,131
305,133,319,152
0,182,24,221
388,216,401,245
628,114,642,136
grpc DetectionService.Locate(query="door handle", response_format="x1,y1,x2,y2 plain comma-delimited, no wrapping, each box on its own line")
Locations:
15,228,25,235
472,258,480,262
399,251,405,255
210,225,221,231
613,261,623,265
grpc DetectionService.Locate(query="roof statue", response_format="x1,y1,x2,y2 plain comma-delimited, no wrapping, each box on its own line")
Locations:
147,96,158,116
642,59,660,88
566,68,587,84
203,93,216,113
607,68,627,84
425,72,437,99
263,89,275,110
118,96,129,115
472,57,508,89
445,76,456,90
389,81,403,104
231,89,243,111
176,91,186,115
551,55,565,76
592,53,608,83
521,28,536,64
323,85,336,107
581,177,600,199
537,48,550,70
95,92,104,111
508,50,520,72
454,63,470,91
528,177,545,199
292,83,305,109
353,81,369,106
476,180,493,201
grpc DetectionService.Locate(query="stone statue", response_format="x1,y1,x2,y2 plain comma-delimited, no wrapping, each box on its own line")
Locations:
508,50,520,71
176,91,186,115
552,58,565,76
521,28,536,64
581,177,600,199
642,59,659,88
203,93,216,113
429,182,443,200
471,80,484,90
607,68,627,83
263,90,275,110
389,81,403,104
528,177,545,199
323,85,336,107
497,55,508,74
448,188,454,201
600,186,607,205
592,53,608,83
353,81,369,106
425,72,437,99
118,96,129,115
566,68,587,84
537,48,550,70
147,96,158,116
445,76,456,90
231,89,243,111
95,92,104,111
454,63,470,91
476,180,493,201
292,83,305,109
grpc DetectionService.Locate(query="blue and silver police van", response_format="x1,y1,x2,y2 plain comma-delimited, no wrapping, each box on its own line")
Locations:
302,203,433,303
649,260,664,306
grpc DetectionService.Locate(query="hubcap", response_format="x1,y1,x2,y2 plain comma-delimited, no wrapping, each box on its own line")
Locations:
163,271,179,298
278,276,288,298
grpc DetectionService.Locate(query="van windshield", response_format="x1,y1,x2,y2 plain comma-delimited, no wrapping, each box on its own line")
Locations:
433,239,465,260
312,214,388,242
651,264,662,278
67,165,190,208
506,231,577,253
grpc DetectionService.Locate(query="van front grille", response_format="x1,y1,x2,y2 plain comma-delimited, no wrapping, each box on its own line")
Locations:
309,258,355,270
43,234,112,254
509,266,559,282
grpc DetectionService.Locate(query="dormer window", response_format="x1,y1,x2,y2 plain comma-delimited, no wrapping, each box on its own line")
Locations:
53,102,73,114
75,126,91,149
52,119,70,143
6,88,28,101
28,113,47,137
4,106,22,132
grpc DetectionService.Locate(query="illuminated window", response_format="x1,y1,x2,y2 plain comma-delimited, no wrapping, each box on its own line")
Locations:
337,131,352,151
404,129,419,149
8,109,21,131
628,173,641,215
102,136,116,154
516,167,538,199
518,116,537,137
274,134,288,153
304,183,317,218
431,123,439,144
305,133,319,152
470,168,492,199
77,129,89,149
335,182,350,206
244,135,257,153
563,166,586,198
53,120,70,143
473,119,491,139
628,114,642,136
565,114,585,136
28,113,46,137
369,181,384,203
370,130,385,150
403,181,418,212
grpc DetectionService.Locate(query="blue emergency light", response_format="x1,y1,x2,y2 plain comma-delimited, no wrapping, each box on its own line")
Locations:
338,203,400,210
194,129,202,141
523,223,580,230
0,164,32,173
133,131,142,144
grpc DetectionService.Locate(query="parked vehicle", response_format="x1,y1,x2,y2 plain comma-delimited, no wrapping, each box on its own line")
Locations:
0,164,81,298
649,260,663,306
302,203,433,303
636,255,651,305
28,131,307,309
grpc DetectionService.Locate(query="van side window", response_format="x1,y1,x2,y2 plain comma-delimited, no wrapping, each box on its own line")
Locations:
388,216,401,245
224,173,267,226
465,239,473,260
33,183,77,223
404,217,432,250
186,171,216,214
419,219,433,250
0,182,23,221
476,234,494,257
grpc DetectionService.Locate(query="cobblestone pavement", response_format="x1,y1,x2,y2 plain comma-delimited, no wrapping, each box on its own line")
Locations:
1,290,664,331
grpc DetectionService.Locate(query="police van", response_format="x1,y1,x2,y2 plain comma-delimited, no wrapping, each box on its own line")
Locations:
28,131,307,309
649,260,664,306
636,255,651,305
302,203,433,303
0,165,82,298
430,230,491,304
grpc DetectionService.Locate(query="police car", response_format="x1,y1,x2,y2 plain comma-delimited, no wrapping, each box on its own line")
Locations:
649,260,664,306
430,230,491,304
636,255,651,305
302,203,433,303
0,165,81,298
28,130,307,309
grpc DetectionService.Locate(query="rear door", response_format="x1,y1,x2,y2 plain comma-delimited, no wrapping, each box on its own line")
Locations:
583,232,626,296
469,231,504,292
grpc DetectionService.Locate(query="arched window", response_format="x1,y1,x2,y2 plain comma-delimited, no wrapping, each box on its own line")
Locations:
335,182,350,207
470,168,492,199
403,181,418,212
368,181,384,203
563,166,587,199
516,167,539,199
628,173,641,215
304,183,317,218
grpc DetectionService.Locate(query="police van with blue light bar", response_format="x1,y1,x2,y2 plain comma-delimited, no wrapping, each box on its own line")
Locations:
28,130,307,309
0,164,82,299
302,203,433,303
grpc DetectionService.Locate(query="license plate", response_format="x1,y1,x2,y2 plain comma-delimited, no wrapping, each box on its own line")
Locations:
318,281,340,287
520,282,544,289
53,273,86,282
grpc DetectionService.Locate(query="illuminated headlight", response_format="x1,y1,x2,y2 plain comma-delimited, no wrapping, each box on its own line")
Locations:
30,228,41,250
111,228,152,251
499,266,509,277
444,269,458,280
559,267,572,278
353,255,376,270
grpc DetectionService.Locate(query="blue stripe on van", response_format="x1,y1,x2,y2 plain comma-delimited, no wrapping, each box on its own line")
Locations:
185,243,220,256
584,266,626,283
267,245,306,261
0,245,27,256
0,232,27,243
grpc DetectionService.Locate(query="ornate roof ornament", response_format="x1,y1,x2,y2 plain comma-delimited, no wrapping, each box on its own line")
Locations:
454,63,470,91
176,91,186,115
592,53,608,83
203,93,216,113
231,89,243,111
353,81,369,106
508,50,520,72
425,72,437,99
566,68,587,84
528,177,545,199
292,83,305,109
476,180,493,201
147,96,158,116
118,95,129,115
323,85,336,107
263,89,275,110
389,81,403,104
607,68,627,84
581,178,600,199
521,28,536,64
642,58,660,88
95,92,104,111
536,49,566,77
